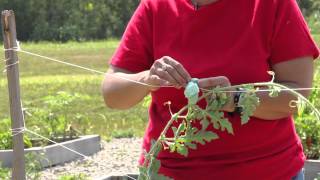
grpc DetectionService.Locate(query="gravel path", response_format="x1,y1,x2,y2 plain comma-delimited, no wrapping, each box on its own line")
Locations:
40,138,142,180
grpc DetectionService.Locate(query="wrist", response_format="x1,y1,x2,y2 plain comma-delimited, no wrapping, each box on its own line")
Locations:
221,92,236,112
227,88,245,114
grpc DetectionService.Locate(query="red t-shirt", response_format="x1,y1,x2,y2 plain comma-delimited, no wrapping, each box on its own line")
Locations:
110,0,319,179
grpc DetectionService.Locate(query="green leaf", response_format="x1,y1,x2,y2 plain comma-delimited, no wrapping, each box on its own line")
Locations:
152,174,173,180
212,120,220,130
200,118,209,130
145,157,172,180
191,131,219,145
202,131,219,142
185,142,197,150
171,127,177,135
268,85,281,98
150,157,161,174
193,135,205,145
208,111,224,131
176,144,188,157
219,119,234,135
238,91,260,125
169,143,176,153
174,122,186,138
296,97,306,116
138,166,147,180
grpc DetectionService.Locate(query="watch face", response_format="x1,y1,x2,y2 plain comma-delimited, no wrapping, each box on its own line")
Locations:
235,106,244,114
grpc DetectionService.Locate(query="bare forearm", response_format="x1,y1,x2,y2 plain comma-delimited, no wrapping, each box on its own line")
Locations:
102,71,151,109
252,82,310,120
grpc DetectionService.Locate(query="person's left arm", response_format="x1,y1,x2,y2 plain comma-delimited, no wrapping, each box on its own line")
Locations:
198,56,314,120
249,56,314,120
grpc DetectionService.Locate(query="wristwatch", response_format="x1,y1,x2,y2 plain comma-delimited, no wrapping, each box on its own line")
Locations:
234,87,245,114
228,87,244,116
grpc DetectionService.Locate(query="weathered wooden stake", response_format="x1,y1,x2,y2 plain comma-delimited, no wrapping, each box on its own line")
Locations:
1,10,26,180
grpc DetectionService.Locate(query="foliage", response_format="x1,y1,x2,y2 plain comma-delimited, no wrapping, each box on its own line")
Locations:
138,76,320,179
58,173,89,180
0,118,32,150
0,164,10,180
297,0,320,17
111,128,135,139
0,91,95,149
0,153,43,180
0,0,139,42
0,0,318,42
295,71,320,159
142,95,151,108
26,91,92,143
297,0,320,34
25,152,43,180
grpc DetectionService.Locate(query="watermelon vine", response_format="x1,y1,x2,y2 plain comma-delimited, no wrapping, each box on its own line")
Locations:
138,72,320,180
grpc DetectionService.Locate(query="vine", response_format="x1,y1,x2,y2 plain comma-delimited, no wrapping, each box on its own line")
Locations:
138,72,320,180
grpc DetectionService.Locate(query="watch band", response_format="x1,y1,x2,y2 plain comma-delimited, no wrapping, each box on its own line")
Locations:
233,88,245,114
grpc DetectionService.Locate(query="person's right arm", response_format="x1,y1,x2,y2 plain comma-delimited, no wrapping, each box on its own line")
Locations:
102,56,191,109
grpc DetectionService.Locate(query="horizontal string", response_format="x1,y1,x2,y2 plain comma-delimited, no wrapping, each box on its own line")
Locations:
3,48,320,93
3,47,20,52
211,87,320,93
19,49,173,89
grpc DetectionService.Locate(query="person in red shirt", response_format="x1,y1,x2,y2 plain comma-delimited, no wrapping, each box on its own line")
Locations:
102,0,319,179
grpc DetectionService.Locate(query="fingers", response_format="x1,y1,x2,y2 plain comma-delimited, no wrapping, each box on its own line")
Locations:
198,76,231,89
148,56,191,88
198,76,235,112
163,56,192,83
151,66,177,86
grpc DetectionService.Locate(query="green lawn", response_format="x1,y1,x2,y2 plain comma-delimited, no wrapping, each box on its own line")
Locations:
0,40,148,139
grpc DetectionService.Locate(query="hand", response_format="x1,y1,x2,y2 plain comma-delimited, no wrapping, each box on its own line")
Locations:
143,56,191,91
198,76,235,112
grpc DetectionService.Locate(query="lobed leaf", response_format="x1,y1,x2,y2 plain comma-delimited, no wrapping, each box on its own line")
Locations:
219,119,234,135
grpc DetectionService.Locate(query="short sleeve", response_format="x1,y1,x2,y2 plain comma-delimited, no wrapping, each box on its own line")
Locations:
110,1,153,73
270,0,319,64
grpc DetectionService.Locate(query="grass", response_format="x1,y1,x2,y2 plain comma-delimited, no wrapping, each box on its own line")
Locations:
313,34,320,48
0,40,118,76
0,40,148,139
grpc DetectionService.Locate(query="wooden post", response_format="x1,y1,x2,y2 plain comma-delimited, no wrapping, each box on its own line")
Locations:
1,10,26,180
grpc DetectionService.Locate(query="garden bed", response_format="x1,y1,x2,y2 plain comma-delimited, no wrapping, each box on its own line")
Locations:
305,159,320,180
0,135,100,168
98,173,138,180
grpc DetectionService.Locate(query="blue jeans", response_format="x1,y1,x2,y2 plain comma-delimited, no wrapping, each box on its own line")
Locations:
292,169,304,180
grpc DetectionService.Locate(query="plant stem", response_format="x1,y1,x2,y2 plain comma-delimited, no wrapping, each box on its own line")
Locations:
142,81,320,167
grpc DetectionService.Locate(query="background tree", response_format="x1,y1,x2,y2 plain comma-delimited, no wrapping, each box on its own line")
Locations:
0,0,318,42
